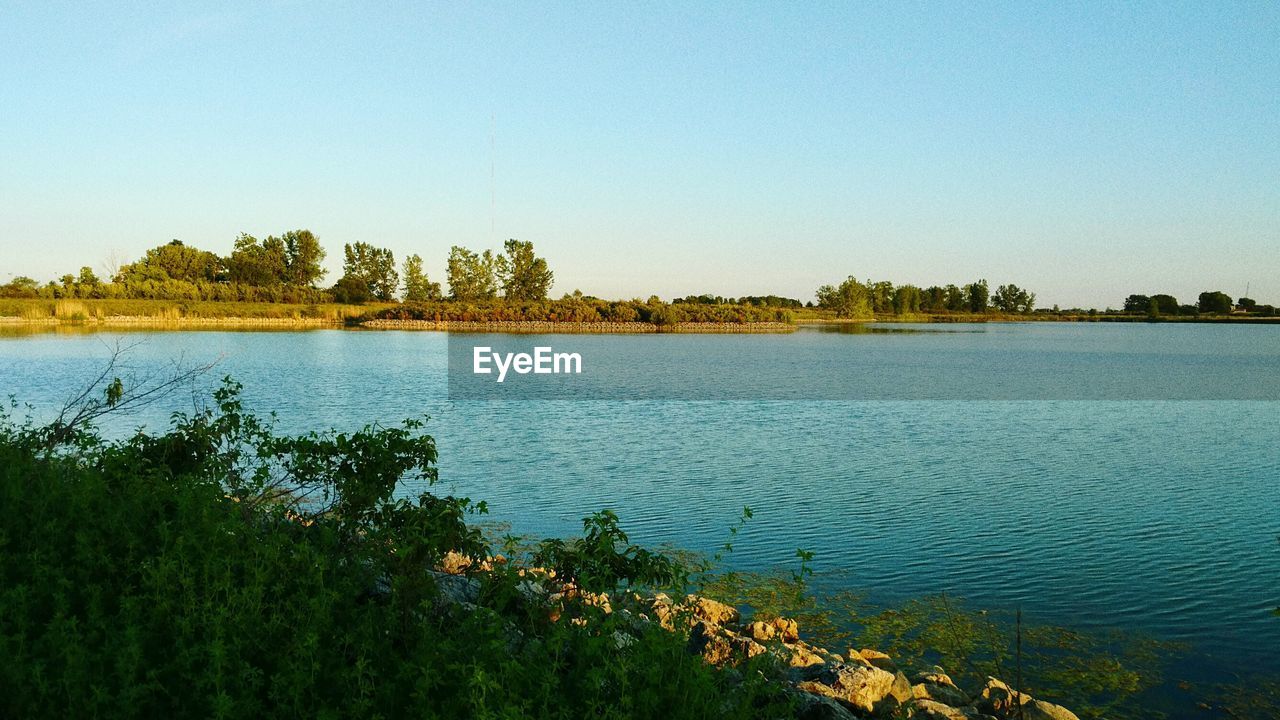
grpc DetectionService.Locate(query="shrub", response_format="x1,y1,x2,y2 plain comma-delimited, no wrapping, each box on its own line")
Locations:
0,381,789,719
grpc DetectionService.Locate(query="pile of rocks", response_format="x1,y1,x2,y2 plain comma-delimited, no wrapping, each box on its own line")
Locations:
430,552,1079,720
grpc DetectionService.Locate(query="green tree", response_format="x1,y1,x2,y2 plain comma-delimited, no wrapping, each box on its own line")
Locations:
1149,294,1178,315
921,286,947,312
816,276,873,318
338,242,398,302
119,240,222,284
965,279,990,313
1198,291,1233,314
496,239,554,300
446,246,499,300
226,234,287,286
1123,295,1150,313
401,254,442,302
867,280,895,314
0,276,40,297
281,229,327,287
892,285,923,314
992,283,1035,313
944,284,967,312
331,275,371,304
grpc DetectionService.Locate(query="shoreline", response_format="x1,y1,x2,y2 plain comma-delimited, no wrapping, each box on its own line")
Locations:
429,550,1085,720
3,311,1277,333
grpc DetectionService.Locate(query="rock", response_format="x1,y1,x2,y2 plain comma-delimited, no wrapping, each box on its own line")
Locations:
792,689,860,720
685,594,740,626
688,621,765,666
611,630,636,651
1022,700,1080,720
649,593,677,629
913,682,970,708
859,648,898,673
430,571,480,605
809,661,898,714
784,641,828,668
870,671,916,717
796,680,842,700
748,620,777,642
818,648,846,665
889,671,914,702
438,551,473,575
972,677,1079,720
774,616,800,642
908,698,997,720
515,579,548,604
913,667,961,691
973,677,1022,716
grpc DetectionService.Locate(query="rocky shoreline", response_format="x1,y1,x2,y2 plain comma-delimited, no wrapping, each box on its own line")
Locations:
430,552,1079,720
358,319,798,333
0,315,342,328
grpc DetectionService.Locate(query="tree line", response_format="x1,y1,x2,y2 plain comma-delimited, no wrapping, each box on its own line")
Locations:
672,294,805,308
0,232,557,306
815,276,1036,317
1121,292,1276,317
3,235,1274,318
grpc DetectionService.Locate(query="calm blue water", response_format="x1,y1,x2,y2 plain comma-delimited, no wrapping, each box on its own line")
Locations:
2,323,1277,712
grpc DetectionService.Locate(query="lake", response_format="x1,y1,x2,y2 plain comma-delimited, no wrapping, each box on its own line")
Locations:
2,322,1277,715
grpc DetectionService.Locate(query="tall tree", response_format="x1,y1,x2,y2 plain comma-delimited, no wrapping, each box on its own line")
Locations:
401,254,442,302
281,230,327,287
965,279,990,313
339,242,398,302
496,239,554,300
446,246,499,300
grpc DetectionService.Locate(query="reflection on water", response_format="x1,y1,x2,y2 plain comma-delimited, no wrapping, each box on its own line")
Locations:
808,322,985,334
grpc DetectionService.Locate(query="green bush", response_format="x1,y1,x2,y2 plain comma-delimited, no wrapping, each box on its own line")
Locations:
365,299,791,325
0,382,789,719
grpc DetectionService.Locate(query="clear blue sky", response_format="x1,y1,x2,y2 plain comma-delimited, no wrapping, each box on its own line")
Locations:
2,1,1277,308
